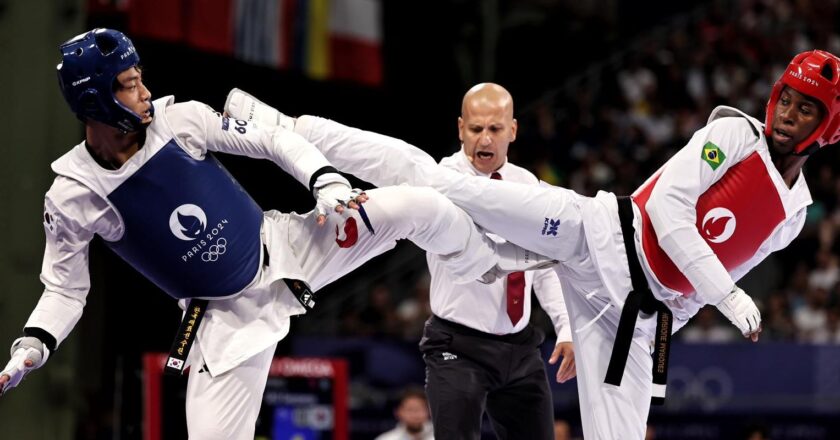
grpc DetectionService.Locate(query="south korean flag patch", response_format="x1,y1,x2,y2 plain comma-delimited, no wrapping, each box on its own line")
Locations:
166,357,185,371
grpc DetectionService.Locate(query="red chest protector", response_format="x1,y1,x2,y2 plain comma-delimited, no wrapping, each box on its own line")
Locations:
632,152,786,295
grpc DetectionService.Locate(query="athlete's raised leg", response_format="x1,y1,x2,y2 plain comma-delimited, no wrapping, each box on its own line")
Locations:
224,88,573,266
295,116,587,262
289,185,499,289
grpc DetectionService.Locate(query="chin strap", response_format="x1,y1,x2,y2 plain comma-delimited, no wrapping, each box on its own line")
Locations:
794,141,820,157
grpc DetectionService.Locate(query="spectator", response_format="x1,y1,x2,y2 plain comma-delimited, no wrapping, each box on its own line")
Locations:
375,387,434,440
358,283,402,338
679,307,740,343
813,306,840,344
793,288,830,343
762,292,796,341
808,249,839,290
395,273,433,341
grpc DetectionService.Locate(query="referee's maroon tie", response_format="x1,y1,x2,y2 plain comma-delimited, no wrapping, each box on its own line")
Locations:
491,171,526,325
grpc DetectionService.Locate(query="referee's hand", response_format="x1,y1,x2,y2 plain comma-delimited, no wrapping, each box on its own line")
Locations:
549,341,576,383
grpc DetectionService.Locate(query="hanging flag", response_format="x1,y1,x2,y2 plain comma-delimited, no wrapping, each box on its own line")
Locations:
305,0,331,80
124,0,382,86
186,0,235,55
328,0,382,86
233,0,382,86
127,0,184,43
234,0,279,65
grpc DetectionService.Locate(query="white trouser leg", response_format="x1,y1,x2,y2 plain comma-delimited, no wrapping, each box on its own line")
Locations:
185,342,277,440
290,185,497,288
560,277,654,440
296,115,442,187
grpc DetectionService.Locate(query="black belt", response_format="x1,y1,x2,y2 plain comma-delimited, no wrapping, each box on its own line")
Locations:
164,297,209,375
165,244,317,375
604,196,672,405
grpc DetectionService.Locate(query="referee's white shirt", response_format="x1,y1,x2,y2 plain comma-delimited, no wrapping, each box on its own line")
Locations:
426,149,572,342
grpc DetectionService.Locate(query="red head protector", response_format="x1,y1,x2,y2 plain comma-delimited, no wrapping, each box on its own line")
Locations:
765,50,840,155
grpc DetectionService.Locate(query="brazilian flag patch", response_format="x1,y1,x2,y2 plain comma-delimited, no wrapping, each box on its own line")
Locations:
701,142,726,170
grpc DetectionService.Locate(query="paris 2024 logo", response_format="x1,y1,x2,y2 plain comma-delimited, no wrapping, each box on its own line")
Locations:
701,207,736,244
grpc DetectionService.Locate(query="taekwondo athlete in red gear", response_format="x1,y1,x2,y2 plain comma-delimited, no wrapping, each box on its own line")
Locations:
0,28,554,440
260,50,840,440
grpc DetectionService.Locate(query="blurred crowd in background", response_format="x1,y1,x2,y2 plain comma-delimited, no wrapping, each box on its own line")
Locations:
297,0,840,347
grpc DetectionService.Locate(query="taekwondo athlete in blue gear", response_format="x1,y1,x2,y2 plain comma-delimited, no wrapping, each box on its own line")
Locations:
0,28,555,440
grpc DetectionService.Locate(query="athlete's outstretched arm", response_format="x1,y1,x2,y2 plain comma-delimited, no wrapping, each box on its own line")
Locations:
166,98,367,225
1,187,96,396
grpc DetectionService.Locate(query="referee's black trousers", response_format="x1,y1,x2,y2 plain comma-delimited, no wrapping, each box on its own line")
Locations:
420,316,554,440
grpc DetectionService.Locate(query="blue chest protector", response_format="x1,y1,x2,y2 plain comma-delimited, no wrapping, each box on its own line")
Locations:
106,141,263,299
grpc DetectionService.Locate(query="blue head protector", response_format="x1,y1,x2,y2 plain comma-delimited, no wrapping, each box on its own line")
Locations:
56,28,153,132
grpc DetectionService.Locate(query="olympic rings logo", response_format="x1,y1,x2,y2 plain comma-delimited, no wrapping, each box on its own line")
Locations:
665,366,734,412
201,238,227,262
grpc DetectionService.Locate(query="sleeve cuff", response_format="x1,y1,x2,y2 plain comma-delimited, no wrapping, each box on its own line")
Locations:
556,325,573,344
23,327,57,353
308,166,341,193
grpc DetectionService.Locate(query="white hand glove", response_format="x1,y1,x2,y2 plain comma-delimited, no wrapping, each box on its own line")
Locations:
313,174,364,220
224,88,296,131
1,337,50,395
715,286,762,337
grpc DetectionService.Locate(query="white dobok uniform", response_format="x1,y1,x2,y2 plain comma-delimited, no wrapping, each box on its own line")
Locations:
293,105,811,440
430,150,571,341
24,97,498,439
